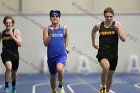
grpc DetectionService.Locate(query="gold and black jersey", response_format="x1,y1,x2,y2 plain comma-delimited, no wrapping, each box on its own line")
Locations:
97,21,119,59
2,29,18,52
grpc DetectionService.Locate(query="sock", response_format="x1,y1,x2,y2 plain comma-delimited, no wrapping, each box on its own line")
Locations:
52,88,56,92
58,80,63,88
58,84,62,88
12,80,16,86
5,82,9,87
102,85,106,88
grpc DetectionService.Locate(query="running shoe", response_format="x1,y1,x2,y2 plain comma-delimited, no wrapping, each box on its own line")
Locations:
2,87,9,93
100,87,106,93
59,87,65,93
12,86,16,93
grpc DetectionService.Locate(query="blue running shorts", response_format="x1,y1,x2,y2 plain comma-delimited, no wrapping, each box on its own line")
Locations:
47,54,67,74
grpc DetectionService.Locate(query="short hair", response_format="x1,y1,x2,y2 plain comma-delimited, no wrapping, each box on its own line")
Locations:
49,10,61,18
3,16,15,25
104,7,114,16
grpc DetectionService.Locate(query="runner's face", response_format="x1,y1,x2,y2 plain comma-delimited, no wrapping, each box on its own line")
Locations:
50,16,60,24
5,19,13,30
104,12,114,23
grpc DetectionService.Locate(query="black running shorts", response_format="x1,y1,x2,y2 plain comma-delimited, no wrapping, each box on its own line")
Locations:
1,51,19,71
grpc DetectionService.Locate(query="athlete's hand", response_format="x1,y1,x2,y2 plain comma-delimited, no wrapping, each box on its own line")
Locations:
9,30,14,38
49,26,54,35
92,44,99,49
66,47,70,53
113,24,120,33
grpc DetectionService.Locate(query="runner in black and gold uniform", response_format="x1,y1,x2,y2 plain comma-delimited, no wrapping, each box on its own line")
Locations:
1,29,19,67
97,21,119,71
91,7,126,93
0,16,22,93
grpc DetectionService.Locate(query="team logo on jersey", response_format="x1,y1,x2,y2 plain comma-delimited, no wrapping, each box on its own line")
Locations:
52,33,63,37
2,36,12,40
100,31,115,35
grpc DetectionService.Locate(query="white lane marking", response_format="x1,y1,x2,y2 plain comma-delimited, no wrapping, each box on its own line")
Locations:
134,83,140,89
109,90,117,93
32,82,50,93
0,84,4,88
67,81,100,93
67,75,99,93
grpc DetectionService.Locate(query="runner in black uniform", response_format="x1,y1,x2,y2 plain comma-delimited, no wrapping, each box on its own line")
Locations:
97,21,119,71
91,7,126,93
1,29,19,69
0,16,22,93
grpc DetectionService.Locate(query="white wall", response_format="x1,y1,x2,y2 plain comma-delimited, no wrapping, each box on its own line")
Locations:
0,0,140,14
94,0,140,13
21,0,94,14
0,0,20,14
0,14,140,74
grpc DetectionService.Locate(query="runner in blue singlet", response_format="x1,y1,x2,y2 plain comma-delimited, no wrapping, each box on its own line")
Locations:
43,10,70,93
